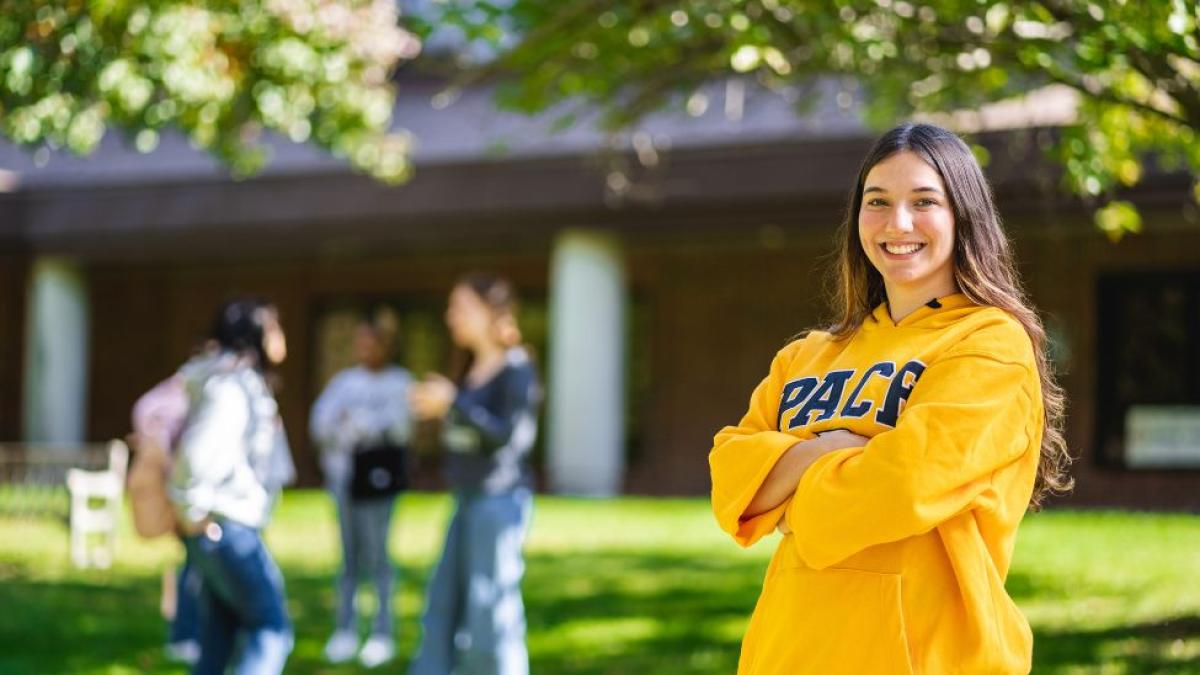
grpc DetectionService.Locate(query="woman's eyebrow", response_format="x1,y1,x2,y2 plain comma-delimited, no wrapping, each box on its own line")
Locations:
864,185,944,195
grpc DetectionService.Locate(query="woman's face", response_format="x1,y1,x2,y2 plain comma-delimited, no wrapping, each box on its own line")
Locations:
261,309,287,365
353,324,388,370
445,284,494,350
858,150,957,299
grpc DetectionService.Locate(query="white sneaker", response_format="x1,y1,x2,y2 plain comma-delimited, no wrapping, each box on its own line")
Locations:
324,630,359,664
358,635,396,668
164,640,200,665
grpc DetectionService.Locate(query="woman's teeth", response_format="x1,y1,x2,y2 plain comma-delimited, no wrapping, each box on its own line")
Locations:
884,243,924,255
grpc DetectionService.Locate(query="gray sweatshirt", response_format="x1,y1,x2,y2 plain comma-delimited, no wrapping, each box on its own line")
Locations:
309,365,413,490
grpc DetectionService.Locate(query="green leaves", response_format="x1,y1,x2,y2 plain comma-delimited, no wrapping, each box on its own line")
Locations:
0,1,420,182
9,0,1200,210
453,0,1200,237
1095,200,1142,242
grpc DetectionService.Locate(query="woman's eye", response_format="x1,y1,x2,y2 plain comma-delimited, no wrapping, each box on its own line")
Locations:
865,198,888,207
915,198,938,207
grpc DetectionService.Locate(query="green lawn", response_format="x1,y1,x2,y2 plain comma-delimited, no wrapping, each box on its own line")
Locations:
1,491,1198,674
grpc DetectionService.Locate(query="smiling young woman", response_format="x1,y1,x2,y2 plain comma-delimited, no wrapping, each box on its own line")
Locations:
710,123,1072,675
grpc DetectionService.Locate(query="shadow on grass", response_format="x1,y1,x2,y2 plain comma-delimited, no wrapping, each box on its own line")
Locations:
0,548,761,675
1032,615,1200,674
0,573,177,675
524,551,763,675
3,552,1197,674
1002,569,1200,673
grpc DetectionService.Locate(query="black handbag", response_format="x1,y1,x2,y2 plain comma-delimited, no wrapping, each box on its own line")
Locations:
350,443,409,500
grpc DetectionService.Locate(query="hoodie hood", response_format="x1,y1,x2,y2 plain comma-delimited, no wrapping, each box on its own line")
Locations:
863,292,979,331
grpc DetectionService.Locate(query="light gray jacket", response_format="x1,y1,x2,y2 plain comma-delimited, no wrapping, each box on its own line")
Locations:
169,351,295,529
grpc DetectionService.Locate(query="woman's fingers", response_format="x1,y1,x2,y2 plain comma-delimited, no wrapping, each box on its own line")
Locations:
819,429,871,450
409,381,454,419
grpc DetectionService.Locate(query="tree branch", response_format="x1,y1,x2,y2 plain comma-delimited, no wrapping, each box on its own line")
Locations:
1039,65,1189,126
1126,45,1200,127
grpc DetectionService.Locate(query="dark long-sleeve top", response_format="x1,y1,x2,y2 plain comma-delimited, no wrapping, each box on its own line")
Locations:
442,348,541,494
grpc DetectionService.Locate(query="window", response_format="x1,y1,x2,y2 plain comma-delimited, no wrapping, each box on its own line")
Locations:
311,296,453,389
310,294,546,461
309,290,653,479
1095,272,1200,469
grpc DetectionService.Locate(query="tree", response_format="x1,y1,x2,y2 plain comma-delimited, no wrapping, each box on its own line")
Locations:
0,1,419,182
447,0,1200,239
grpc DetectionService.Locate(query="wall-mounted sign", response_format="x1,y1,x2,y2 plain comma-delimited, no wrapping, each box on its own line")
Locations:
1125,406,1200,469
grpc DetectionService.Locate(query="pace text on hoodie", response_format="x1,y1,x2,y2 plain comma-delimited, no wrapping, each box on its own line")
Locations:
711,294,1041,675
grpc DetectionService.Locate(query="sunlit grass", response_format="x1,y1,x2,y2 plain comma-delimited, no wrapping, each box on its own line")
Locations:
1,491,1198,673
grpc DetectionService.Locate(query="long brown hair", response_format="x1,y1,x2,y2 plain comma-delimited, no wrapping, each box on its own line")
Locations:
828,123,1072,508
208,297,278,373
448,273,524,383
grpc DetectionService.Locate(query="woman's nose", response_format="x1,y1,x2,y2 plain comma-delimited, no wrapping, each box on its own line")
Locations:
885,207,915,234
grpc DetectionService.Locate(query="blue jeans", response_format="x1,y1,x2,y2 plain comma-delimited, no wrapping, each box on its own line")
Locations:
331,486,397,636
185,520,292,675
169,554,201,645
410,489,533,675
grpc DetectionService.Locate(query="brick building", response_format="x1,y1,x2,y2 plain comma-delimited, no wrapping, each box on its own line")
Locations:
2,76,1198,508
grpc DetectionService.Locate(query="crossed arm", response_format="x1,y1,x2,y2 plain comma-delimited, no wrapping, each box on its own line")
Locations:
742,430,871,522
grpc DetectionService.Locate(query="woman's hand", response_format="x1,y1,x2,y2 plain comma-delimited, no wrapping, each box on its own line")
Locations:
813,429,871,453
409,374,457,421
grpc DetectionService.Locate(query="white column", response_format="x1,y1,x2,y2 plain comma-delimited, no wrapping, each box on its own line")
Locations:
23,258,90,443
547,229,626,495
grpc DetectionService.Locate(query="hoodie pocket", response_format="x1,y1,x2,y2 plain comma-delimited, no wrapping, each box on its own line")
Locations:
743,566,915,675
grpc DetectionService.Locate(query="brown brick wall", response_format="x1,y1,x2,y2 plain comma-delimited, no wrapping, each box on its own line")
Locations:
623,235,833,494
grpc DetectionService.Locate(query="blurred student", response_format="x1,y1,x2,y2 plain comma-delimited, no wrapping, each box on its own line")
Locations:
310,307,412,668
168,298,297,675
710,123,1071,674
408,274,541,675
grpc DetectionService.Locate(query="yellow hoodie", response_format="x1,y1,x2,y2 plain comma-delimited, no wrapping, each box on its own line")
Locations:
711,294,1041,675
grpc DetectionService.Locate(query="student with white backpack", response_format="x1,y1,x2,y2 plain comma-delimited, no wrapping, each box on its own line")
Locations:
130,298,296,675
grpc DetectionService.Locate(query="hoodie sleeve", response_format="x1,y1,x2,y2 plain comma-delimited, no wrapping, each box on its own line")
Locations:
310,371,348,450
785,338,1041,570
710,342,814,548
